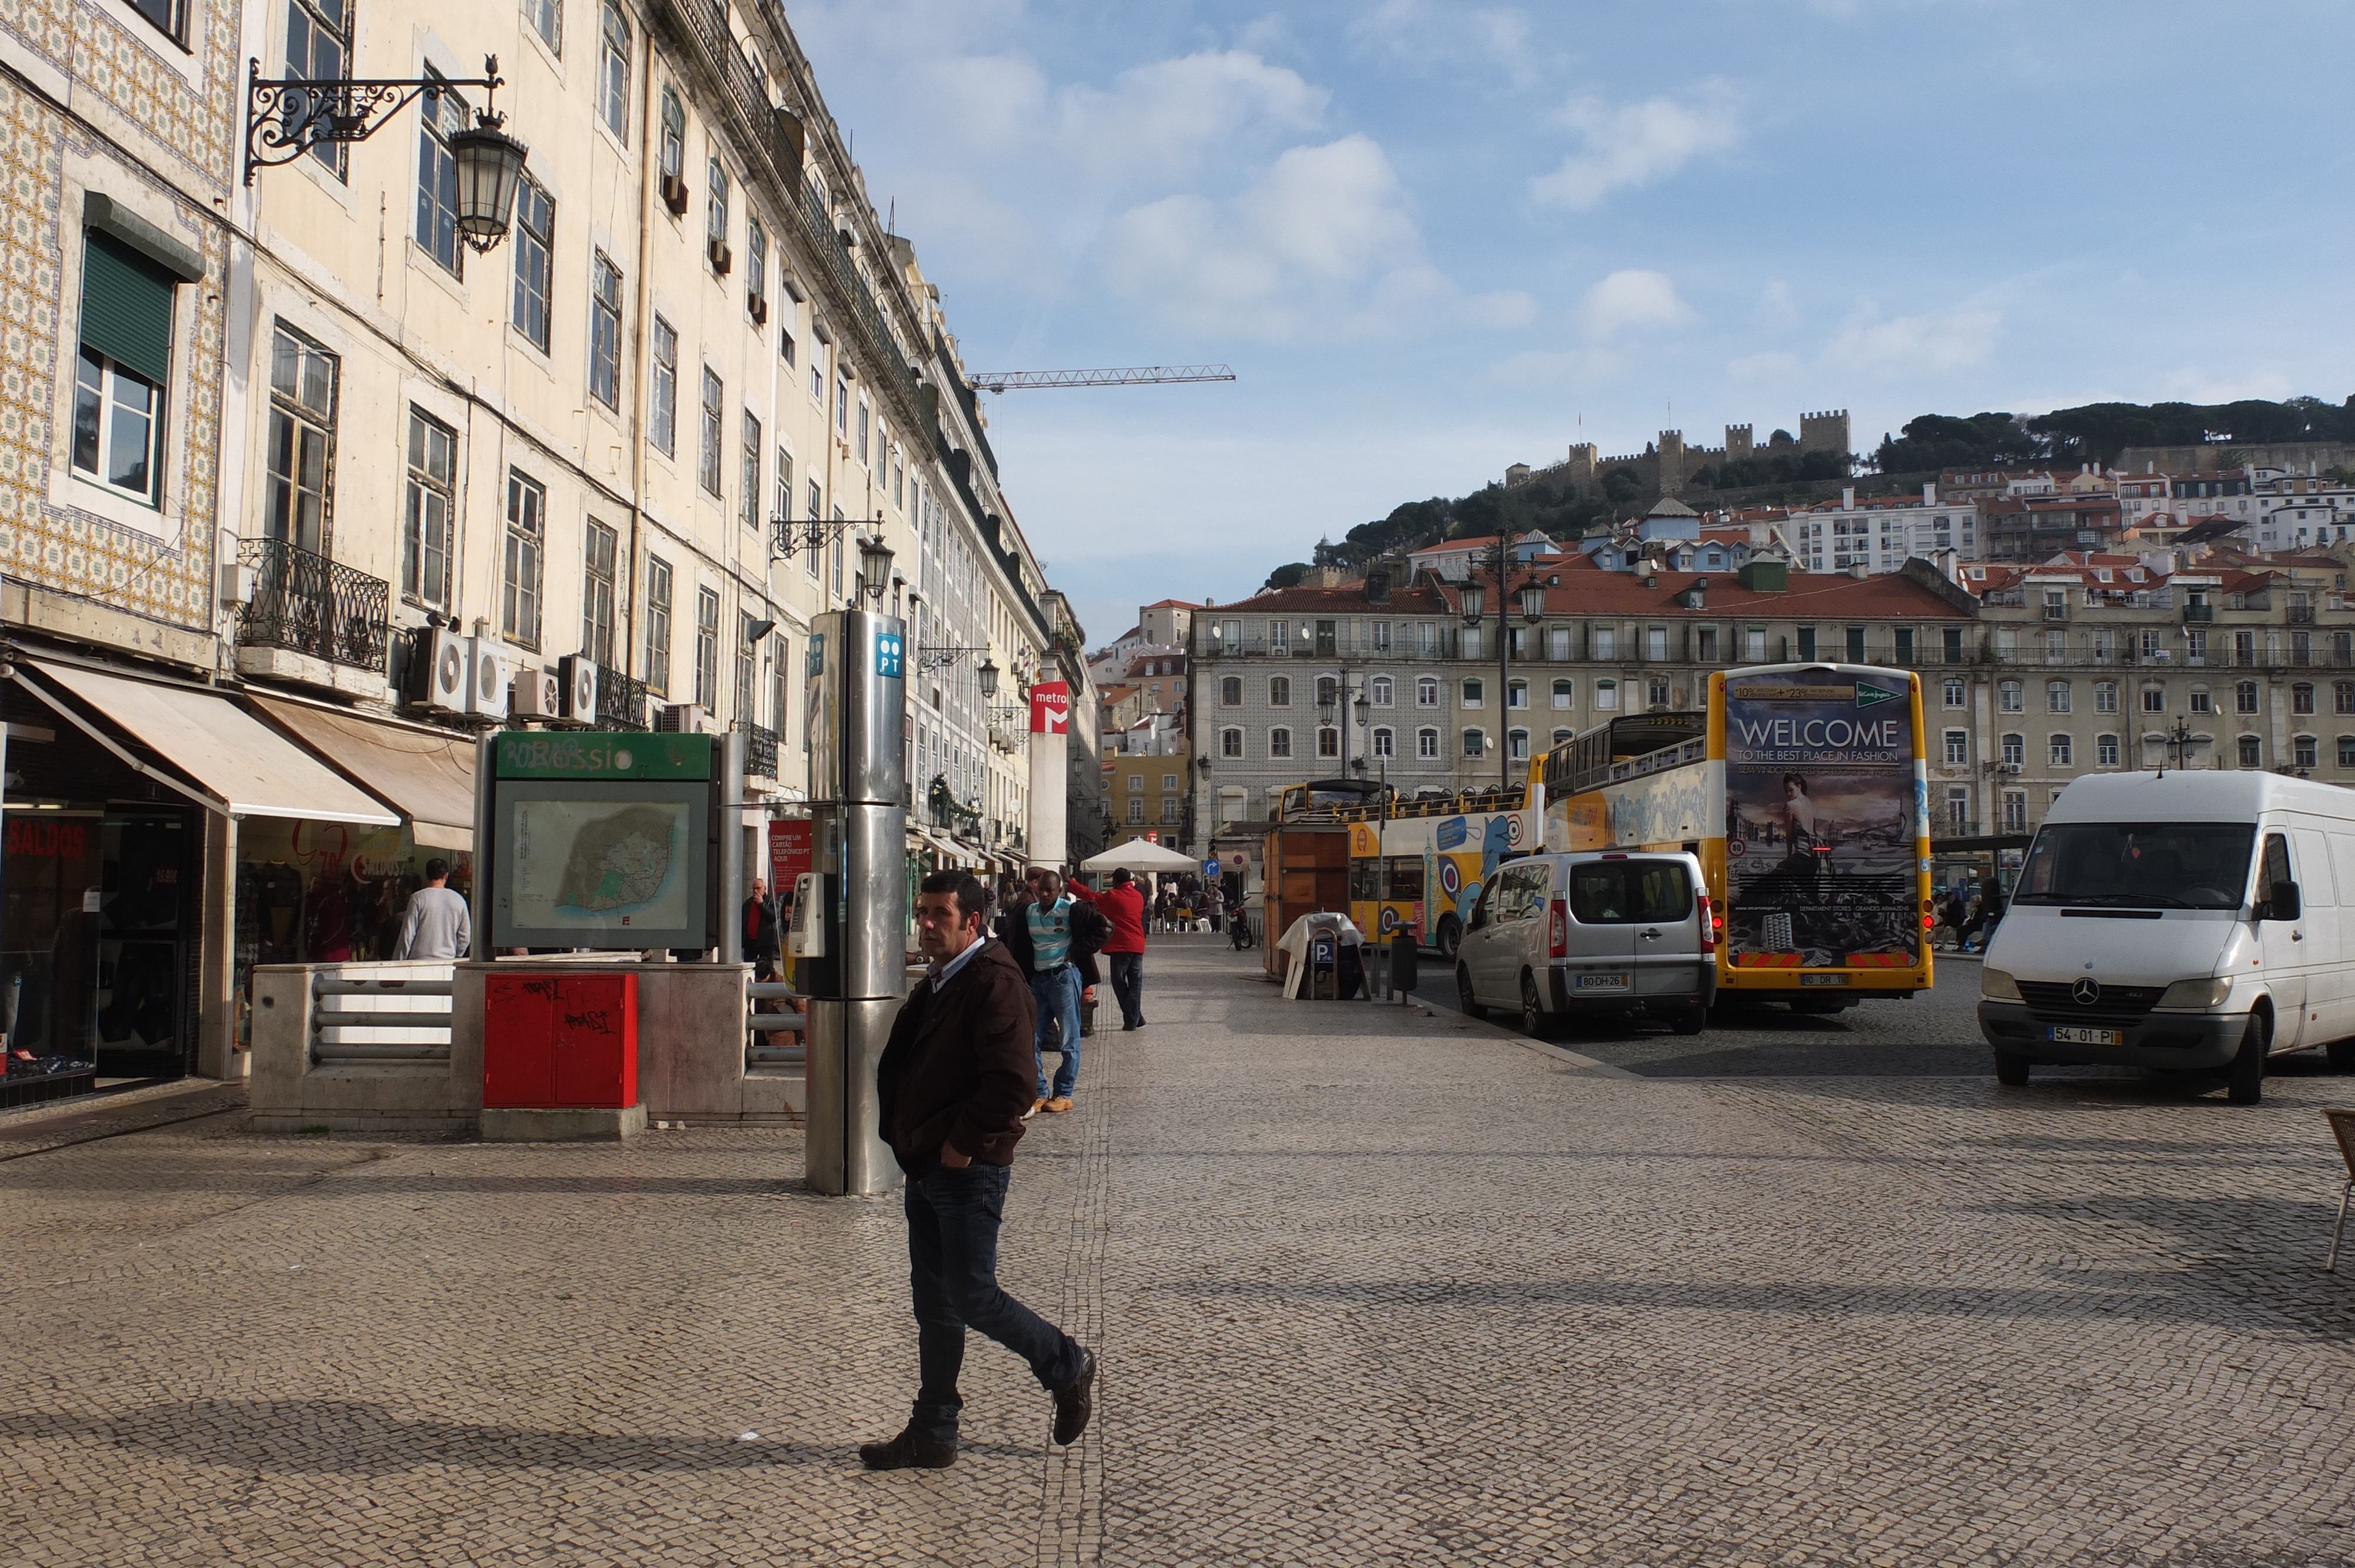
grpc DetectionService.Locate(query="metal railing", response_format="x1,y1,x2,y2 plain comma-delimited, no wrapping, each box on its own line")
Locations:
239,537,390,672
747,980,805,1071
598,667,651,729
310,974,452,1065
739,720,779,778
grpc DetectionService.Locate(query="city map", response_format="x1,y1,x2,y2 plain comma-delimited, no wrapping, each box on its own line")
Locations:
508,800,690,932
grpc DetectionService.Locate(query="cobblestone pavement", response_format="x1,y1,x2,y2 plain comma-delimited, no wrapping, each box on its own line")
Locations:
2,935,2351,1565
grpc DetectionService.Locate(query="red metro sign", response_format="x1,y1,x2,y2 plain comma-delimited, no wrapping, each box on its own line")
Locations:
1029,680,1070,735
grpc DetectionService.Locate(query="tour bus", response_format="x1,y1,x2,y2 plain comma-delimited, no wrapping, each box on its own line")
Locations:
1540,662,1934,1011
1979,769,2355,1104
1279,777,1534,955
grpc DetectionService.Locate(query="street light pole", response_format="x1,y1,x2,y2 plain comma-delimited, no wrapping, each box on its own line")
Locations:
1494,536,1511,793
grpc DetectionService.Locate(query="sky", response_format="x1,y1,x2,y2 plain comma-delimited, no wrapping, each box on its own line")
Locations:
788,0,2355,647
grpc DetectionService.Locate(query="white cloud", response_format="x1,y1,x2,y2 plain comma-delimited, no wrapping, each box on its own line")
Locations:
1458,290,1541,331
1577,269,1696,338
1059,51,1328,188
1347,0,1544,86
1531,84,1742,210
1826,305,2002,373
1756,280,1800,331
1104,135,1453,341
2152,366,2295,404
1486,346,1626,387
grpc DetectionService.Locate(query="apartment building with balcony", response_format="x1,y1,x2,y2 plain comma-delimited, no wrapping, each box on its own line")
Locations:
1789,486,1983,572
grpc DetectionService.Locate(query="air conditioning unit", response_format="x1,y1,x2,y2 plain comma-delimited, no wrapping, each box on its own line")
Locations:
659,172,689,215
409,627,469,712
512,668,562,720
656,703,714,734
556,654,599,724
465,639,509,719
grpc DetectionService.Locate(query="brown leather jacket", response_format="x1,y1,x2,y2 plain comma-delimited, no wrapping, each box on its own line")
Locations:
876,938,1037,1172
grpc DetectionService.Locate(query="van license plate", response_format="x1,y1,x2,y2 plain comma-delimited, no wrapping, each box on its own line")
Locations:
1574,973,1630,992
2045,1025,2122,1046
1799,974,1849,986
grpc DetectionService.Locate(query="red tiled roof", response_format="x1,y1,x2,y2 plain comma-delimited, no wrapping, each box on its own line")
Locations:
1435,567,1970,620
1213,584,1452,614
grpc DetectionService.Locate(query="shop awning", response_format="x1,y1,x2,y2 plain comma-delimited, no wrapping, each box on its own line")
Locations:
251,695,477,849
16,660,396,826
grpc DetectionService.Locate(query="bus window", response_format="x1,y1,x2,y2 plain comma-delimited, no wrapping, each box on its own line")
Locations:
1387,858,1425,900
1349,859,1381,901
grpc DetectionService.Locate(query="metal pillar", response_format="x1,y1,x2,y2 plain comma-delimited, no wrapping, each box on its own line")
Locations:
802,608,909,1195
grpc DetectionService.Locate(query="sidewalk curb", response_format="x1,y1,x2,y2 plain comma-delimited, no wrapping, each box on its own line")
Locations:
1401,998,1643,1079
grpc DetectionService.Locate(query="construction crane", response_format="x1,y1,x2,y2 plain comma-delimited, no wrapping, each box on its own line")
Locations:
964,364,1236,394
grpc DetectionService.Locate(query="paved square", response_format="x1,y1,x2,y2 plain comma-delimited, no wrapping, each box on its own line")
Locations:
2,939,2350,1565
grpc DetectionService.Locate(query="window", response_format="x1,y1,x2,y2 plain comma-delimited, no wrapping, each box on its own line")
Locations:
694,586,720,710
416,80,467,275
263,324,337,552
1998,680,2022,713
76,233,181,506
2294,682,2316,715
740,411,761,529
1316,675,1338,710
1796,627,1815,660
1593,626,1617,660
1507,680,1527,710
1462,677,1483,707
774,446,790,532
1508,729,1530,761
1417,677,1439,707
2295,735,2318,769
1269,675,1291,706
649,316,677,455
779,327,795,368
698,368,724,495
1373,727,1393,758
659,88,685,185
2340,736,2355,768
1220,727,1242,758
1371,622,1392,652
401,408,455,607
2235,680,2260,715
2002,792,2028,833
1544,677,1570,710
645,556,673,695
2097,733,2120,768
2001,733,2024,768
1316,727,1339,759
856,398,871,466
1269,727,1292,759
1417,727,1439,759
599,1,632,138
1944,729,1968,766
1945,787,1971,829
502,469,545,648
1159,798,1181,826
2046,680,2070,713
2094,680,2117,713
1595,679,1618,712
747,214,767,311
523,0,560,53
1219,676,1241,706
1942,676,1965,709
735,613,758,722
285,0,352,176
2190,687,2212,714
1648,676,1671,708
2142,685,2165,713
2338,682,2355,716
589,253,622,408
507,177,555,353
706,155,730,251
2049,733,2072,768
2239,735,2262,768
1464,729,1487,758
1371,676,1393,706
1127,798,1145,825
1648,626,1670,661
582,520,618,666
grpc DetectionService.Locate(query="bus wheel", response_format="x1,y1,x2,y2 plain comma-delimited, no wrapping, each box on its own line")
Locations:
1456,965,1485,1020
1994,1052,2030,1086
1437,916,1462,961
2227,1013,2268,1105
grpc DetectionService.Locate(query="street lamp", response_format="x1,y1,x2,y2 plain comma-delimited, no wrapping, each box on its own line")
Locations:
246,57,529,257
978,657,1000,697
855,534,894,604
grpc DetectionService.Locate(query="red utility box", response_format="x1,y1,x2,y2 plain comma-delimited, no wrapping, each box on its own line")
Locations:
483,973,639,1109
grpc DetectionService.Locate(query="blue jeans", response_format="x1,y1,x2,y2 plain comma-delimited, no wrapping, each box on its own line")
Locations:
1109,951,1145,1028
1029,964,1082,1099
903,1162,1083,1442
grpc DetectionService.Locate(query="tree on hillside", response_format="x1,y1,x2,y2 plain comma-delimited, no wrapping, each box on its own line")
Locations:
1872,413,2045,474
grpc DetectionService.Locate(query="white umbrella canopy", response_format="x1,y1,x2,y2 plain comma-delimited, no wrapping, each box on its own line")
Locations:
1079,839,1203,874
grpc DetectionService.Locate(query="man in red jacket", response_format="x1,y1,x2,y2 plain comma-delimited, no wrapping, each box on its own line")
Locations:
861,870,1096,1470
1070,867,1149,1030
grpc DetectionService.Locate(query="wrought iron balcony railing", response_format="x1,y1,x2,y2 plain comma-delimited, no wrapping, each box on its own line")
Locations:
739,720,779,779
596,666,651,730
238,537,389,672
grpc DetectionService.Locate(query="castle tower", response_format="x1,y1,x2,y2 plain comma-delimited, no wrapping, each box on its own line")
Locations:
1657,430,1686,496
1724,423,1754,460
1799,410,1851,461
1565,441,1598,500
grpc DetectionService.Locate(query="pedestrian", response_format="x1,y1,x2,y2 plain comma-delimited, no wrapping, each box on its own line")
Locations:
863,869,1096,1471
393,858,470,960
1959,876,2005,951
742,876,782,981
996,867,1110,1115
1071,867,1148,1029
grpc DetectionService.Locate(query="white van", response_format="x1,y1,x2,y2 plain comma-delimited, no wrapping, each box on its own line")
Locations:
1978,770,2355,1103
1455,850,1716,1037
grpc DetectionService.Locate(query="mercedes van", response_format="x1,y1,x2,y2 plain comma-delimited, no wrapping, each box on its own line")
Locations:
1978,770,2355,1104
1454,850,1715,1037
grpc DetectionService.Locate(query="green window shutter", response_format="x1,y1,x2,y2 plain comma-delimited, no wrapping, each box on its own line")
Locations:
79,231,176,385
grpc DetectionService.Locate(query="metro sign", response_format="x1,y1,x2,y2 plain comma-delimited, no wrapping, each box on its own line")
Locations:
1030,680,1071,734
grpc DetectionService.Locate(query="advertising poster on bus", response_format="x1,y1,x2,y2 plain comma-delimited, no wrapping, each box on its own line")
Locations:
1722,669,1921,965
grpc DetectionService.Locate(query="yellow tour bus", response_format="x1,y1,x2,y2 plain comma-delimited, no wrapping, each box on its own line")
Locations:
1276,778,1536,956
1539,662,1933,1012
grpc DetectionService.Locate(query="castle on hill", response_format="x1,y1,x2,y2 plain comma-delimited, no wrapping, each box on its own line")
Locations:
1506,410,1852,500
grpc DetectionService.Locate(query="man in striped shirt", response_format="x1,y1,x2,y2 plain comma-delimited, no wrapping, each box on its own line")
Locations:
995,868,1104,1114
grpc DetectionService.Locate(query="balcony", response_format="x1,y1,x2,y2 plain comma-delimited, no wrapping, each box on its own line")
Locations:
598,667,651,730
2289,606,2316,624
2182,603,2215,623
739,720,779,780
237,537,390,676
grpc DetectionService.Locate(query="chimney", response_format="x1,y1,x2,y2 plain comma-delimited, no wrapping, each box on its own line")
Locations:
1842,487,1855,510
1923,481,1937,506
1849,562,1869,580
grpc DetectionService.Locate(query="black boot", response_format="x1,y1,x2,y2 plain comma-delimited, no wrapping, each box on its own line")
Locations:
858,1427,957,1470
1052,1350,1097,1446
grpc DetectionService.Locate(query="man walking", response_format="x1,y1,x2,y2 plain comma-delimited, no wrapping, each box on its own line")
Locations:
997,868,1110,1115
1071,867,1148,1030
863,870,1096,1470
742,876,782,981
393,859,470,960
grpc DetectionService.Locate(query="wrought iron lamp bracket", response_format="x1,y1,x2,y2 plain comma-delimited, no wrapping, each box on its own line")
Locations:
245,55,507,188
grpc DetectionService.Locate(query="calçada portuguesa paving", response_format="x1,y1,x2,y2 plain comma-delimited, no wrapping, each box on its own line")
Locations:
1,938,2351,1566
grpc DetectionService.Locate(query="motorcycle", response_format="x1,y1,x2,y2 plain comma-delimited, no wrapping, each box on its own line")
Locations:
1228,905,1256,951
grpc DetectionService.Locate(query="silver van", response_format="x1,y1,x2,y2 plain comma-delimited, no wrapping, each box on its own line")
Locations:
1454,851,1716,1036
